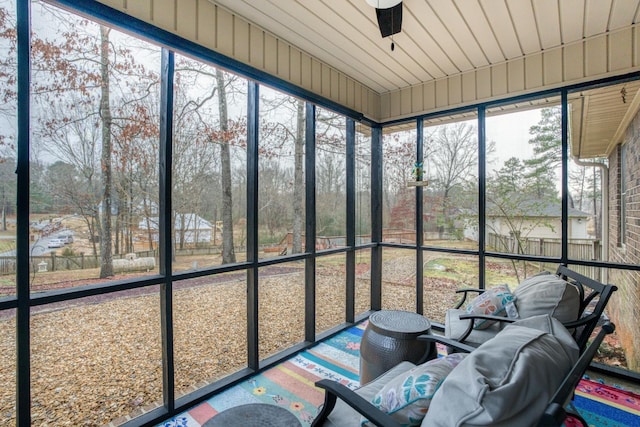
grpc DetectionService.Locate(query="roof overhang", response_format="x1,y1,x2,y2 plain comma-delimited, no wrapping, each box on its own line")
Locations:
569,80,640,159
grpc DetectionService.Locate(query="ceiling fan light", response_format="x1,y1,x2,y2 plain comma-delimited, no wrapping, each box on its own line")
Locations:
374,2,402,38
365,0,402,9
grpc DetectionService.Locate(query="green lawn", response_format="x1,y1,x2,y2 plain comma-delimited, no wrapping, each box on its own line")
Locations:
0,239,16,253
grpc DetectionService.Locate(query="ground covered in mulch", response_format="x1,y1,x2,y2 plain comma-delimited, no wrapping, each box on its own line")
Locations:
0,255,625,426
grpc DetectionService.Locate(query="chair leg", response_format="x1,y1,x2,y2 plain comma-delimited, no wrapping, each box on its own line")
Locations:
416,341,439,364
311,389,337,427
565,403,589,427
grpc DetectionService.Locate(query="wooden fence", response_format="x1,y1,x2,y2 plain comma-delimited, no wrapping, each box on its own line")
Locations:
486,233,601,259
486,233,602,280
0,249,160,275
0,232,603,278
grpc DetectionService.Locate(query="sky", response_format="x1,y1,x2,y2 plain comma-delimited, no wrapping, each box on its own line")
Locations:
485,108,541,172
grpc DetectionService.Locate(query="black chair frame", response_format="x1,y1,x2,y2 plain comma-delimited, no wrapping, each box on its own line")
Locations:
313,322,615,427
452,265,617,353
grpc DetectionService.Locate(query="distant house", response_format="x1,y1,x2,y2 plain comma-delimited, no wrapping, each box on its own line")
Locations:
139,213,213,244
462,201,593,243
485,201,593,241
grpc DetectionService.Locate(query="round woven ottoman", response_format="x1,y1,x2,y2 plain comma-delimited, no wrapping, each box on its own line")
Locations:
360,310,434,384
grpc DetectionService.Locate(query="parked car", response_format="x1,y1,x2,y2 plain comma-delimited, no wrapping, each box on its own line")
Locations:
47,238,65,248
57,233,74,244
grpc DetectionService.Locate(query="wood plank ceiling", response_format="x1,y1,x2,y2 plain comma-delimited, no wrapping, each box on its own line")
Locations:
209,0,640,157
211,0,640,94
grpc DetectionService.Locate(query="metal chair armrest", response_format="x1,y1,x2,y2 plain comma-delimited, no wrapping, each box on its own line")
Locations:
417,333,476,353
453,288,486,309
312,379,402,427
458,313,518,324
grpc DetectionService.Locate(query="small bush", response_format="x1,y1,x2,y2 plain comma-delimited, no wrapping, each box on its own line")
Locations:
61,247,76,257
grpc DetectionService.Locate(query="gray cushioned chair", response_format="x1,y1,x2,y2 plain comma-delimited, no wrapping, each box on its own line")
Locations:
313,316,615,427
445,266,617,353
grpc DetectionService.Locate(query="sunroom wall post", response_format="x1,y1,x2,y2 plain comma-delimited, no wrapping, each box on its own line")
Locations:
247,81,260,369
16,0,32,425
346,118,356,323
158,47,175,411
416,118,424,314
561,90,570,265
370,125,383,311
478,106,486,290
305,103,317,342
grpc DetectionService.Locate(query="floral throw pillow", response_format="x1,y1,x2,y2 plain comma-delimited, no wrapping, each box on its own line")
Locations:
465,284,517,330
361,353,468,427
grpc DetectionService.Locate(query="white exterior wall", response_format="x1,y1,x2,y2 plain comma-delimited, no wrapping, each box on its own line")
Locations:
488,217,591,240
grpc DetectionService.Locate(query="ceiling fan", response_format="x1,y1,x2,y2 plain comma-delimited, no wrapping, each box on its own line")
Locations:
366,0,403,51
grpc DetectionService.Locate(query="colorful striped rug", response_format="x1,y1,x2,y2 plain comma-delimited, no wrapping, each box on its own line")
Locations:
159,322,640,426
159,323,365,426
566,378,640,427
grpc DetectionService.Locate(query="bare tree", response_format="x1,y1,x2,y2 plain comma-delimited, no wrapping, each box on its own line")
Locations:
382,130,416,230
171,58,246,263
427,123,479,201
292,100,304,253
258,93,305,253
23,5,162,276
216,69,236,263
98,26,114,277
38,98,102,256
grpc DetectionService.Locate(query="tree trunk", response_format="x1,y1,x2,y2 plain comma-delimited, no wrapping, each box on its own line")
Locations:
216,69,236,263
1,186,6,231
127,193,134,253
178,212,185,250
99,26,113,278
1,199,6,232
592,167,600,239
292,100,304,254
142,197,155,251
91,211,100,257
114,207,121,255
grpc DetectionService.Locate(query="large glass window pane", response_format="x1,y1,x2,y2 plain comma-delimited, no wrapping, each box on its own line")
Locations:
423,114,478,249
567,79,640,377
0,310,15,424
173,273,247,397
258,87,305,259
423,252,478,324
172,57,247,271
316,253,346,334
356,124,371,243
316,107,346,249
259,260,305,360
382,125,416,243
355,249,371,317
30,2,161,291
485,101,562,257
30,288,162,425
484,256,556,286
602,267,639,375
567,85,627,263
0,0,17,297
381,247,415,311
567,159,604,262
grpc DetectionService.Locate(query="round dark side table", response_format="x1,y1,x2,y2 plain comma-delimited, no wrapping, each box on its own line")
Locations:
202,403,301,427
360,310,435,385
